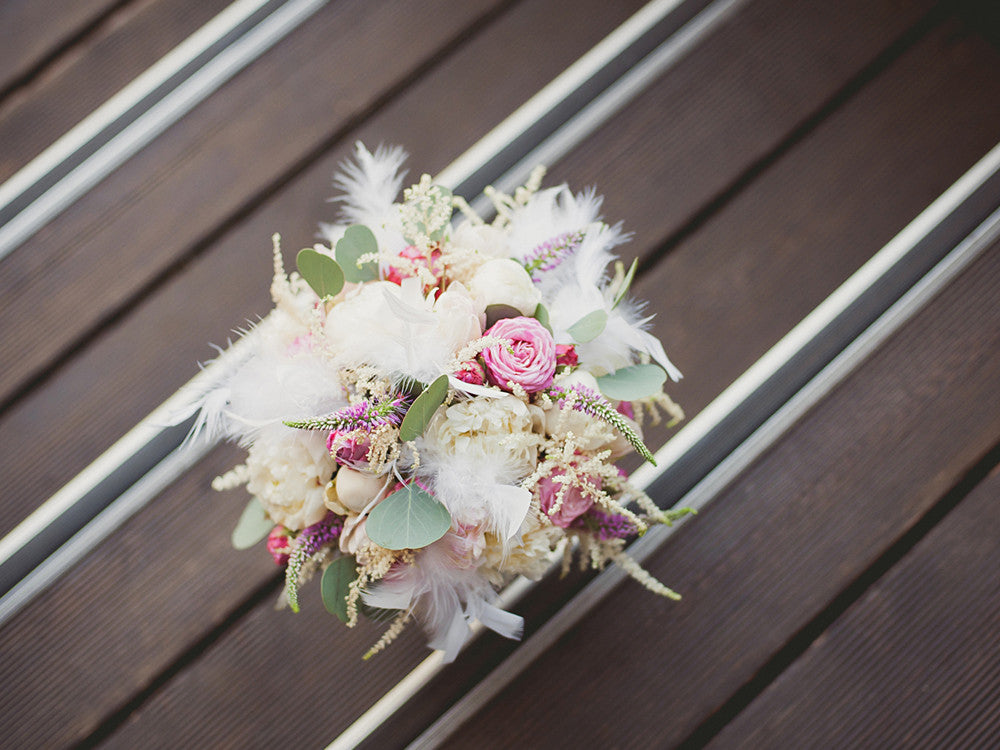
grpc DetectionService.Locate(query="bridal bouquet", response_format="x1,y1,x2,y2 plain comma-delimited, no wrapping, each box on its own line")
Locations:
196,143,689,660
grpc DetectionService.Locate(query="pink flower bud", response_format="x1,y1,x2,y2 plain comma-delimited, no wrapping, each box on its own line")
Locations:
385,244,444,291
326,430,370,467
266,527,291,566
454,359,486,385
555,343,578,368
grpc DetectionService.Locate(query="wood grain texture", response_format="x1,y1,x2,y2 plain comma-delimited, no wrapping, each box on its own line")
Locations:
0,0,506,409
435,224,1000,750
0,0,128,99
82,15,1000,749
707,464,1000,749
0,0,231,182
0,0,938,537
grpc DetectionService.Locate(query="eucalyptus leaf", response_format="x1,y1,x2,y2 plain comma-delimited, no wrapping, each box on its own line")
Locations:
485,304,522,329
297,248,344,298
398,374,448,442
567,309,608,343
596,364,667,401
533,302,552,333
335,225,380,282
231,497,273,550
366,483,452,550
611,258,638,310
321,556,357,623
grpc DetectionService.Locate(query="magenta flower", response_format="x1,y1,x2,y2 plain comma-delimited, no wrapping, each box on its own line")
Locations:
555,343,578,368
454,359,486,385
482,316,556,393
326,429,370,467
266,527,291,566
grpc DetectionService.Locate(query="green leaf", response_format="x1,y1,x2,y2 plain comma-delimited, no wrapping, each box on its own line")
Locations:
297,248,344,299
567,309,608,343
597,365,667,401
335,225,380,282
366,483,452,550
485,304,522,329
596,364,667,401
398,374,448,442
611,258,638,310
533,302,552,333
231,497,272,550
321,556,356,623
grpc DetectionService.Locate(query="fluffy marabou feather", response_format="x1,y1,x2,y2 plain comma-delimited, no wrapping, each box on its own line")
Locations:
413,448,532,543
189,314,347,447
332,142,408,226
505,185,606,262
363,540,522,661
319,142,409,257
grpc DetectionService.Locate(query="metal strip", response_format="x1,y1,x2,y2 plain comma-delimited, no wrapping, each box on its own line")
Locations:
406,176,1000,750
0,0,328,261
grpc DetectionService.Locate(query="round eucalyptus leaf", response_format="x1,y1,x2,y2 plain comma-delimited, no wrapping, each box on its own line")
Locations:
296,248,344,299
366,483,451,551
231,497,273,550
596,364,667,401
567,309,608,343
335,225,380,282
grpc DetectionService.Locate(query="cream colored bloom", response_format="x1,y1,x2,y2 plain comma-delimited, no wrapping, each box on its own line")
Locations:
424,394,543,479
467,258,542,316
245,431,333,531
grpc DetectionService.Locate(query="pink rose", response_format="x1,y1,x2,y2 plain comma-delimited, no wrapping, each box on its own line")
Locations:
482,316,556,393
538,468,600,528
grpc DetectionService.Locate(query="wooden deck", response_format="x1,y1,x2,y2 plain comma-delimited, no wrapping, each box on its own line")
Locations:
1,0,998,747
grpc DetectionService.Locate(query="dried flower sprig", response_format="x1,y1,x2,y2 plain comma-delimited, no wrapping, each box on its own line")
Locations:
284,397,407,432
522,229,586,280
548,384,657,465
286,515,344,613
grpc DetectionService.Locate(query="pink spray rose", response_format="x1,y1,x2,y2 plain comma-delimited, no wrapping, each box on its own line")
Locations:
555,343,578,368
482,316,556,393
538,468,600,528
454,359,486,385
266,527,291,565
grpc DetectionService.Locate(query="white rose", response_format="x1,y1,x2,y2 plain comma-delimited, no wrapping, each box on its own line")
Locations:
468,258,542,316
245,431,333,531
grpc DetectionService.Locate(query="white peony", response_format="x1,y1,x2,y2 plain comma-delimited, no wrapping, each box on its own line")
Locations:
467,258,542,316
245,430,334,531
422,394,543,479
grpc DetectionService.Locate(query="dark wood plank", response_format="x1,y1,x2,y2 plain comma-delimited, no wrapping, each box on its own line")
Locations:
85,14,1000,749
707,463,1000,749
0,0,232,182
0,0,507,411
0,0,937,537
433,214,1000,748
0,0,127,99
